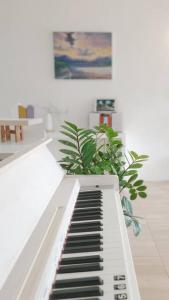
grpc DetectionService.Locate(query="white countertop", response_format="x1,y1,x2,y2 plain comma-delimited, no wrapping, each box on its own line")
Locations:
0,118,42,126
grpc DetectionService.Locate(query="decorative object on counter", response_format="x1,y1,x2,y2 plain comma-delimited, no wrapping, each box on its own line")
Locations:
18,104,35,119
0,119,42,143
100,113,112,127
45,111,54,132
42,104,58,132
53,32,112,79
58,121,149,236
96,99,115,112
1,124,23,143
26,105,34,118
41,103,69,132
18,105,27,118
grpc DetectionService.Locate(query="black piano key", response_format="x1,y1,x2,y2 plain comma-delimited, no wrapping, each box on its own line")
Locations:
77,196,102,201
70,221,102,228
73,209,103,216
73,210,102,216
65,239,103,247
72,215,102,221
60,255,103,265
74,209,102,215
53,276,103,289
75,202,102,208
57,262,103,274
76,200,102,205
68,226,103,233
67,233,103,241
63,245,103,254
73,209,103,215
77,199,102,203
75,207,102,212
77,193,102,201
50,286,103,299
66,237,102,243
78,190,102,194
78,190,102,196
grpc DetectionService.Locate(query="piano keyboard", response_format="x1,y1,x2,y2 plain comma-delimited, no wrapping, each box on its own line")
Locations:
49,189,130,300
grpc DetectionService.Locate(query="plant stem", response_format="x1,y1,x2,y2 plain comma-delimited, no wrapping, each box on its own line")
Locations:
76,132,86,172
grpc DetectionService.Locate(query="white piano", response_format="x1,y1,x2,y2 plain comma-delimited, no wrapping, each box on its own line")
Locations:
0,140,141,300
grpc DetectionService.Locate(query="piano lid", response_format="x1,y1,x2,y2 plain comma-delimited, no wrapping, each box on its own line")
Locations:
0,139,64,290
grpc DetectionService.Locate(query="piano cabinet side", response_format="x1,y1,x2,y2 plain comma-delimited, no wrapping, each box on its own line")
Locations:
0,178,80,300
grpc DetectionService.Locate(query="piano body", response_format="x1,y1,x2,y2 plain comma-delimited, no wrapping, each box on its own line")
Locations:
0,140,141,300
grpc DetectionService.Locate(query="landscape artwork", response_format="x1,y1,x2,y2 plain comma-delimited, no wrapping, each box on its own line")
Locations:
53,32,112,79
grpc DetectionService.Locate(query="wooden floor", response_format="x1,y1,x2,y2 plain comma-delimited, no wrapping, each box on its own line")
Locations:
128,182,169,300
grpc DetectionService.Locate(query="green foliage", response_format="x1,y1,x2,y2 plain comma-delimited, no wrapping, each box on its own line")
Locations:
59,121,149,236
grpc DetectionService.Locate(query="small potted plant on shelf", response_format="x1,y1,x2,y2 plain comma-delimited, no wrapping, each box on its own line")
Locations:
58,121,149,236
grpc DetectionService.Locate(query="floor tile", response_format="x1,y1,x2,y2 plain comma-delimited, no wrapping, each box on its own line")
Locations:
128,181,169,300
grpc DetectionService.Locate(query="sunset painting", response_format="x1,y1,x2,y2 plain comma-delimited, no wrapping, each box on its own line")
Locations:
53,32,112,79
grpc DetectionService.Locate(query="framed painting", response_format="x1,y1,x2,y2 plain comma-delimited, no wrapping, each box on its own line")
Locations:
53,32,112,79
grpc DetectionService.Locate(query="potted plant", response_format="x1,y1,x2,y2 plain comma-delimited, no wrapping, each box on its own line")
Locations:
58,121,149,236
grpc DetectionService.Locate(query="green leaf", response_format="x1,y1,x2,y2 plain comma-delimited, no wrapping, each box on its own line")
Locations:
125,216,133,227
106,127,118,138
130,151,138,160
58,140,77,149
90,165,103,174
121,196,133,215
129,188,136,194
61,125,77,136
138,192,147,198
129,163,143,169
110,164,118,175
128,174,138,182
64,121,78,131
116,151,123,158
61,157,80,164
136,185,147,191
81,140,96,167
60,149,79,157
79,129,95,136
60,130,77,141
125,182,132,188
138,154,149,160
133,180,144,186
80,137,92,147
112,140,123,146
119,180,127,187
130,193,137,200
133,159,148,162
124,170,137,176
132,218,141,236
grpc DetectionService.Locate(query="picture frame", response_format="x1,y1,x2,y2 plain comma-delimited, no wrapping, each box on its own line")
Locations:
96,99,115,112
53,32,112,80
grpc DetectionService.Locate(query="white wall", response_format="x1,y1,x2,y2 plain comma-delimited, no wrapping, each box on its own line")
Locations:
0,0,169,180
